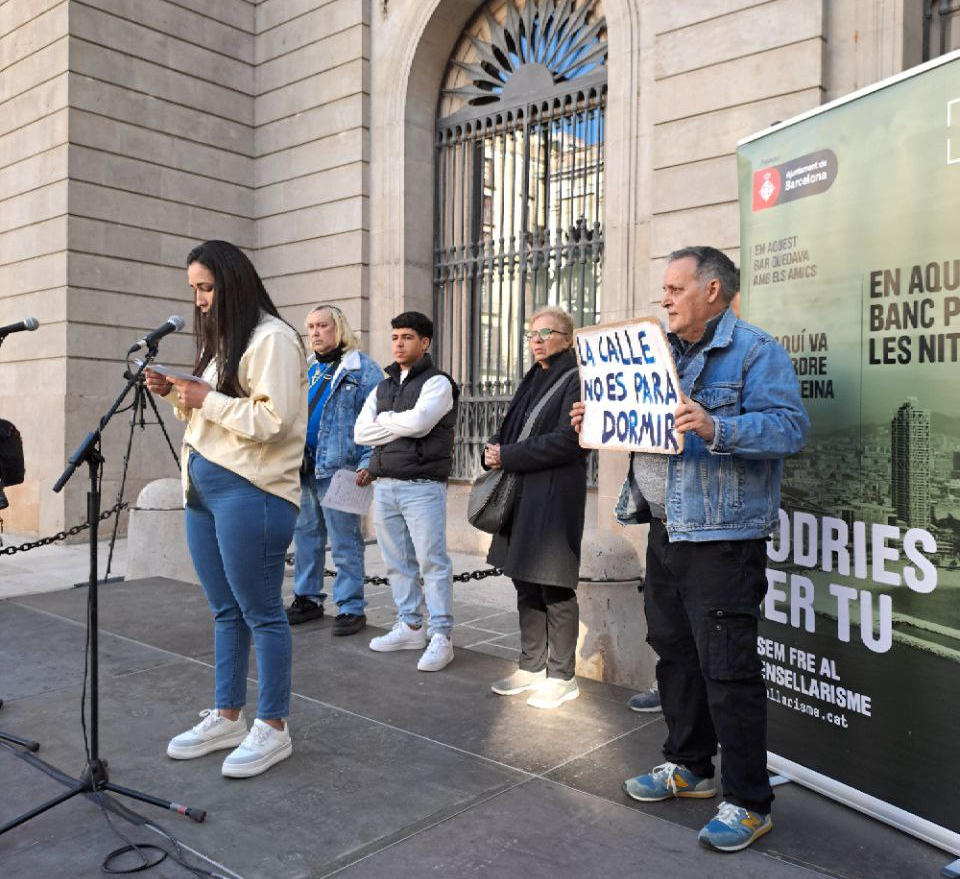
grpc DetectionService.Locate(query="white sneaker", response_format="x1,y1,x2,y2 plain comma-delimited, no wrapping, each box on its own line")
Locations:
491,668,547,696
369,620,427,652
417,633,454,672
527,677,579,709
221,718,292,778
167,709,248,760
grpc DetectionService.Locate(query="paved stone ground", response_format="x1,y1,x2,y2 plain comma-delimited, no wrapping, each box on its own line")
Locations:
0,540,953,879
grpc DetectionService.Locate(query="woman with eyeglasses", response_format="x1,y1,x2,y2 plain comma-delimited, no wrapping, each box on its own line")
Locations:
483,305,587,709
145,240,306,777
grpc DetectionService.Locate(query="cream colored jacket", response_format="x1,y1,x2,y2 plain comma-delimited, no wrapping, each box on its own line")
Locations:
166,313,307,508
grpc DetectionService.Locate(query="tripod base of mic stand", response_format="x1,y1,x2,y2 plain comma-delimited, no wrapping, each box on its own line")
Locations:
0,698,41,752
0,750,206,835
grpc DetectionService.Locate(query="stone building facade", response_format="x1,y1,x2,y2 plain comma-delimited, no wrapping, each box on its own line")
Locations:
0,0,955,539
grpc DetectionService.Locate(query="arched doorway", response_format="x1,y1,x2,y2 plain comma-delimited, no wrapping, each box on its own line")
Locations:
432,0,607,480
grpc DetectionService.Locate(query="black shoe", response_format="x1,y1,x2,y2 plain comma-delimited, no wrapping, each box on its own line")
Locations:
332,613,367,636
286,596,324,625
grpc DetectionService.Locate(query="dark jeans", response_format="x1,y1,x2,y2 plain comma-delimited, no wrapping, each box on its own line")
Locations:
644,519,772,814
515,579,578,680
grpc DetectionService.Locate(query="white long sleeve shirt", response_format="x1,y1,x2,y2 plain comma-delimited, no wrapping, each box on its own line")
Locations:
354,372,454,447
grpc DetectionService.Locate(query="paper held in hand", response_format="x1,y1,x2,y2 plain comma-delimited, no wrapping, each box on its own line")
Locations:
321,468,373,515
136,360,204,383
574,318,684,455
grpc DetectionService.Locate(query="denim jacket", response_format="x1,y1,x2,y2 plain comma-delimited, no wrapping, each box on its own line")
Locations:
615,308,809,541
312,349,384,478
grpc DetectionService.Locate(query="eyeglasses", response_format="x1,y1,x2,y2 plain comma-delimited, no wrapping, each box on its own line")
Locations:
523,328,570,341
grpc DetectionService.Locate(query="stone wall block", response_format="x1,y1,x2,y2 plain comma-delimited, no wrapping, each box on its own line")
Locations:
255,231,366,278
255,162,366,217
0,251,66,298
0,184,67,234
0,147,67,202
82,0,255,64
70,146,251,219
69,40,253,126
653,89,822,170
0,110,69,170
0,74,67,138
257,198,367,249
0,37,67,102
656,0,823,79
655,0,770,35
651,204,741,258
70,112,254,184
653,154,738,215
0,0,65,38
257,25,366,94
263,266,367,308
256,0,367,63
68,184,254,250
655,39,824,124
71,5,253,93
0,2,66,67
256,60,366,127
254,94,366,159
70,76,254,157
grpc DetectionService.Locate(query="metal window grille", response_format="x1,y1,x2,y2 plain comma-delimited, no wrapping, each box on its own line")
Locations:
923,0,960,60
433,0,606,484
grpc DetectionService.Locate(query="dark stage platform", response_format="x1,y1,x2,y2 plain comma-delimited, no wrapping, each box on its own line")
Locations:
0,577,949,878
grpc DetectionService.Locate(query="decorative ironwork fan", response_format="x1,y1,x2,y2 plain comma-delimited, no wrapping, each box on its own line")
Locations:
443,0,607,108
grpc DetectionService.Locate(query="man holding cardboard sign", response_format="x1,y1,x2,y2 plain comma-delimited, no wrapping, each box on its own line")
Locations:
573,246,808,852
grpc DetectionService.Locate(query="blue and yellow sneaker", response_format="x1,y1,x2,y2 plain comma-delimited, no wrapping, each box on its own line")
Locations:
623,762,717,802
698,801,772,852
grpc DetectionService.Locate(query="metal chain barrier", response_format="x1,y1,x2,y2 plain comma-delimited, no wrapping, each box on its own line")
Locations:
284,554,502,585
0,500,128,556
325,566,503,586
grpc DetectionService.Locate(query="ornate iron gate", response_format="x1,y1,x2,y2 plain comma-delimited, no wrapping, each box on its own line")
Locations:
433,0,606,481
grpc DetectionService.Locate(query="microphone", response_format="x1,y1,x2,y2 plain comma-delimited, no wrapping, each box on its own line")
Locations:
129,315,185,352
0,317,39,336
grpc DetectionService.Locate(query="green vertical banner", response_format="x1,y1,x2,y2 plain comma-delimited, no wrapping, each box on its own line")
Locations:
738,53,960,854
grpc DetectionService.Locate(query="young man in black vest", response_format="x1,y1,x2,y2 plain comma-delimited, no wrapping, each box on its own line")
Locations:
355,312,459,671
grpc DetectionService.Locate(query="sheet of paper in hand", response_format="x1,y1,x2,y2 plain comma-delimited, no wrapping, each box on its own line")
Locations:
321,468,373,516
136,360,204,383
574,318,683,454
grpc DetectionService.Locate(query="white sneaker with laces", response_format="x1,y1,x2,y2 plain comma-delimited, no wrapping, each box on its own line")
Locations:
417,633,454,672
527,677,579,709
369,620,427,652
166,709,247,760
221,718,292,778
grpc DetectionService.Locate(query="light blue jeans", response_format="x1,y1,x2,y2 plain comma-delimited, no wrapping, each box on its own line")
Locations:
293,472,366,616
373,478,454,637
185,452,296,720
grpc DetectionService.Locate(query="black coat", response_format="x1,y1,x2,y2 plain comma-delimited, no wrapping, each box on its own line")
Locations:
485,348,587,589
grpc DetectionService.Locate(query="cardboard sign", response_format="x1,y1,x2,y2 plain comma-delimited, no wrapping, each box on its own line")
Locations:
574,318,683,454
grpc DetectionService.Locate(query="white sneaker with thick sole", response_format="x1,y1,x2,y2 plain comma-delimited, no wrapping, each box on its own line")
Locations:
491,668,547,695
417,633,454,672
221,719,292,778
167,709,248,760
527,677,579,709
369,621,427,652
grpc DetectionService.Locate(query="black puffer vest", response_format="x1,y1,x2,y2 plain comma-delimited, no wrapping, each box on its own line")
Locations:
368,354,459,481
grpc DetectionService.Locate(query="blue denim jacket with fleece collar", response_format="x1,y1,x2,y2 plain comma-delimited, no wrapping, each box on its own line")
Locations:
615,307,809,541
312,348,384,478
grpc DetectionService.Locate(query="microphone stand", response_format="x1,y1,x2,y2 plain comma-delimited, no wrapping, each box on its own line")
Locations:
0,345,205,836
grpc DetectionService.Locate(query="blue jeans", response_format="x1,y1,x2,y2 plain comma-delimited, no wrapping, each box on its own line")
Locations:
292,472,366,615
185,452,296,720
373,478,453,637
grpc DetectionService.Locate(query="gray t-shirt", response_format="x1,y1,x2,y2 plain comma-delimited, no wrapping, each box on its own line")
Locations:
631,453,667,520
